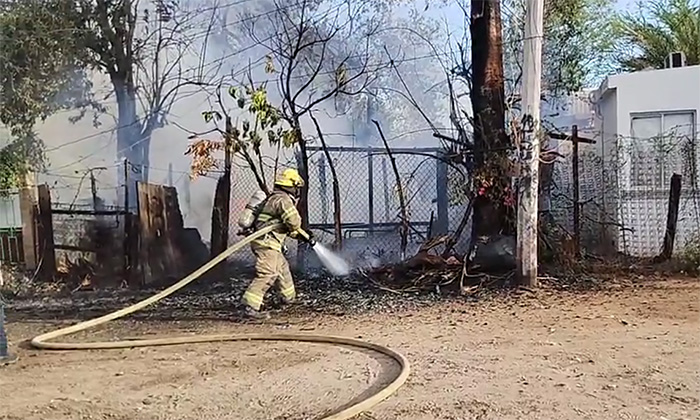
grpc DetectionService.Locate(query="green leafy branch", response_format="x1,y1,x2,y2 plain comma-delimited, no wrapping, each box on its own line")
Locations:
185,77,298,191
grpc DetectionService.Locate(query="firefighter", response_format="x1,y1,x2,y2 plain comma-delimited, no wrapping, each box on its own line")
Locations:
241,168,312,319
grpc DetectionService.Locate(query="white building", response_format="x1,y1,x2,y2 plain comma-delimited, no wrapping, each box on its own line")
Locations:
593,62,700,256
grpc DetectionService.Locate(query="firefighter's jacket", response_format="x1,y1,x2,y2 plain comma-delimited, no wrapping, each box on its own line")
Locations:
252,190,302,251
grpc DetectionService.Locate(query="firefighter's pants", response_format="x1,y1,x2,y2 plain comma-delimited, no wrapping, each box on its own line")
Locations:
242,246,296,310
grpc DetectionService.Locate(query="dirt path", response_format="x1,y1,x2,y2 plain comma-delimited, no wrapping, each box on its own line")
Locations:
2,277,699,420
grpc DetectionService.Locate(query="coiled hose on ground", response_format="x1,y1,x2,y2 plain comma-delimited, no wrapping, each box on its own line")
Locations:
29,224,410,420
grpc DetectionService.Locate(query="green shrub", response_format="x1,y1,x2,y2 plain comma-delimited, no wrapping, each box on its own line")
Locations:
677,231,700,275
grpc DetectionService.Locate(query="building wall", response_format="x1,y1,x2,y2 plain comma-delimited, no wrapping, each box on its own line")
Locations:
596,65,700,257
607,66,700,138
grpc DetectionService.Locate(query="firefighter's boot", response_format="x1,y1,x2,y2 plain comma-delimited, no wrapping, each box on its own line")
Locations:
243,306,270,320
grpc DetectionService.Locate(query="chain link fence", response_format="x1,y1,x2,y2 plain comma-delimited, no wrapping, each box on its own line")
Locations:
548,129,700,259
223,126,699,272
226,146,471,270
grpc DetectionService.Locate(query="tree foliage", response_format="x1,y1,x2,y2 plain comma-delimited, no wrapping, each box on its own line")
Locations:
186,75,297,193
613,0,700,71
1,0,216,189
502,0,616,102
0,0,94,189
237,0,389,231
364,5,450,145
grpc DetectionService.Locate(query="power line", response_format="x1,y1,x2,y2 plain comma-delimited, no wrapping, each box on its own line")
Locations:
42,50,448,155
3,0,277,38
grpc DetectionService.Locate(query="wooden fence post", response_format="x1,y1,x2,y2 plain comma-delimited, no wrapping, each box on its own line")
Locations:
658,173,682,262
36,184,55,279
19,183,38,270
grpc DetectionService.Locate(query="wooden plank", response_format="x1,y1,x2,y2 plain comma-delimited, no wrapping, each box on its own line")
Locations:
9,235,20,263
137,182,186,286
19,186,37,269
16,233,24,263
54,244,95,252
547,130,596,144
163,186,184,273
0,234,8,261
51,209,128,216
137,182,152,285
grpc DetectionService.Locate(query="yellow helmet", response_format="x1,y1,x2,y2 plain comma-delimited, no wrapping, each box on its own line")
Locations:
275,168,305,188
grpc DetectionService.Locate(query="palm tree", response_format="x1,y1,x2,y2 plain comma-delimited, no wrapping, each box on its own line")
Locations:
614,0,700,71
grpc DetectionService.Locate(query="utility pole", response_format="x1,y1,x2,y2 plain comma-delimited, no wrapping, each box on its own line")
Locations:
516,0,545,287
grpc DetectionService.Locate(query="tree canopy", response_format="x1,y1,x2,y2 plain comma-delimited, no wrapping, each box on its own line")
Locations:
613,0,700,71
0,0,93,190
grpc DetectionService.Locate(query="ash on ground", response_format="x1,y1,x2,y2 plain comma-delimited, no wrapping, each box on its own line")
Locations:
3,269,448,323
3,253,608,323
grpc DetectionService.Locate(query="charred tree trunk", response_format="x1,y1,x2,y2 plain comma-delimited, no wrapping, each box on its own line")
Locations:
113,75,149,210
210,174,230,259
469,0,514,238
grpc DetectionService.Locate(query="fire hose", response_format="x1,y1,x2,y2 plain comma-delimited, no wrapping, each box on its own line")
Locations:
29,224,410,420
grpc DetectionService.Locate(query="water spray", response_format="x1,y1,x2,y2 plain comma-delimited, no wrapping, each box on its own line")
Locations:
296,229,350,276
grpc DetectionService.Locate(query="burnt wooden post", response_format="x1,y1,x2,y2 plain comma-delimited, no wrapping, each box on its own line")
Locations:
137,183,186,286
659,173,682,261
210,118,233,260
571,125,581,256
210,176,230,259
36,184,55,279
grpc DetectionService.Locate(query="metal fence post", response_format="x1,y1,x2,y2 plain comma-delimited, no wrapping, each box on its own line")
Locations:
318,155,329,225
436,151,449,236
368,148,374,235
295,150,307,271
572,125,581,256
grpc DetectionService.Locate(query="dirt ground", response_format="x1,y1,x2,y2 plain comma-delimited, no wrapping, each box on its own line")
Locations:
1,277,699,420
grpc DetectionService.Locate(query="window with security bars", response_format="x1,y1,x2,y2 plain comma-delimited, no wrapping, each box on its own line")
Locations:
629,111,695,190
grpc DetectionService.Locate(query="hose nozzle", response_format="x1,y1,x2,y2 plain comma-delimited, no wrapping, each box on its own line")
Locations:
296,229,316,246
